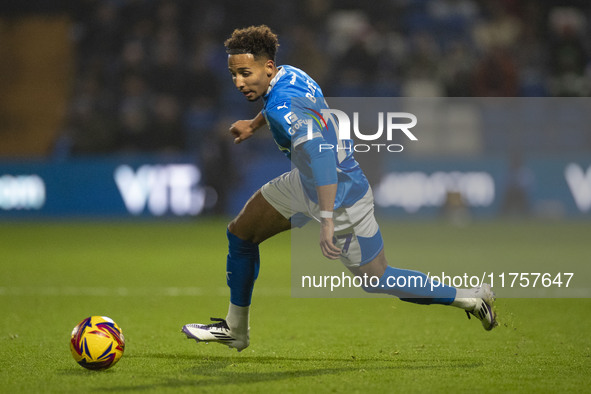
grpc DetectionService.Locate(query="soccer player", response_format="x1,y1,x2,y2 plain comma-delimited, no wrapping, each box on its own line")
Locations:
182,25,496,351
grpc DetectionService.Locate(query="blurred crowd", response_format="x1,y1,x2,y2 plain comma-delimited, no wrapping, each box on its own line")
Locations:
55,0,591,158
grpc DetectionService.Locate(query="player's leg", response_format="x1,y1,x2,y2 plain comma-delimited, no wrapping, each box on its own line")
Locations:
224,189,291,341
350,248,496,330
350,248,457,305
182,190,291,351
226,189,292,312
338,189,497,330
183,170,302,351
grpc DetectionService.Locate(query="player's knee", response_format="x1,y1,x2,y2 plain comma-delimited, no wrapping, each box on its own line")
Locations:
362,250,387,275
227,219,238,236
227,220,259,244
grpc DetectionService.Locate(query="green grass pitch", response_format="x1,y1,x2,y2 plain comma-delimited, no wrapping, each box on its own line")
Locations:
1,219,590,393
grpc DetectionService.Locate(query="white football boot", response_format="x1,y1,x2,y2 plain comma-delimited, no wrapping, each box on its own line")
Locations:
465,283,498,331
182,318,249,352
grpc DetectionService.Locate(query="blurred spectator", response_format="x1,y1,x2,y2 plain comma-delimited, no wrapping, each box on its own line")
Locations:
119,39,150,81
199,118,240,215
117,100,151,153
473,46,519,97
285,25,330,87
149,28,187,96
184,97,218,154
63,74,117,154
148,94,185,153
501,153,535,216
441,40,476,97
548,7,590,96
514,2,548,96
401,31,445,96
473,0,521,51
116,73,151,152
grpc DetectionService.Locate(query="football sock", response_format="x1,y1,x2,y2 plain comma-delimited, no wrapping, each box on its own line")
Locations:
226,229,260,307
451,288,479,310
364,265,456,305
226,302,250,334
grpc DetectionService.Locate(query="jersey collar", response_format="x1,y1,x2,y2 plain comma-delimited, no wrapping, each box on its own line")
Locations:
264,66,286,99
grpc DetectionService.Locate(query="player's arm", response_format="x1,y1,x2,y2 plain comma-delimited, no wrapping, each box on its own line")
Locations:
266,104,341,259
317,183,341,260
230,111,266,144
298,139,341,260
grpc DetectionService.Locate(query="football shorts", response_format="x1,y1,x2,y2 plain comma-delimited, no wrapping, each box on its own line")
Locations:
260,168,383,268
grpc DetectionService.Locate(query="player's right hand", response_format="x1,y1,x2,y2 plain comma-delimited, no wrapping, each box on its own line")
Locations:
229,120,255,144
319,218,342,260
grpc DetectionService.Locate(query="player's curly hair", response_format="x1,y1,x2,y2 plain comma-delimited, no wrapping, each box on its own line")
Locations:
224,25,279,61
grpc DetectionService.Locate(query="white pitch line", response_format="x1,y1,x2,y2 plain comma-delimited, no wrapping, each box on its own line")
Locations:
1,286,588,298
0,286,290,297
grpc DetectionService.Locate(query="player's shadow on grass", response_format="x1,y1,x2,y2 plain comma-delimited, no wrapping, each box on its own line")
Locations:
99,354,482,391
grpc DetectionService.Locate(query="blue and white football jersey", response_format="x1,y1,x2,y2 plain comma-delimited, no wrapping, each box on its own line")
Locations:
261,65,369,208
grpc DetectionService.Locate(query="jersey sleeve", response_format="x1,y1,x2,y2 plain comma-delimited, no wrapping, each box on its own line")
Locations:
264,104,296,149
296,138,338,186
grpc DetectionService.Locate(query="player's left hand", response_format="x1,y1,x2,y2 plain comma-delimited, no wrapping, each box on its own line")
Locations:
319,218,341,260
230,120,255,144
